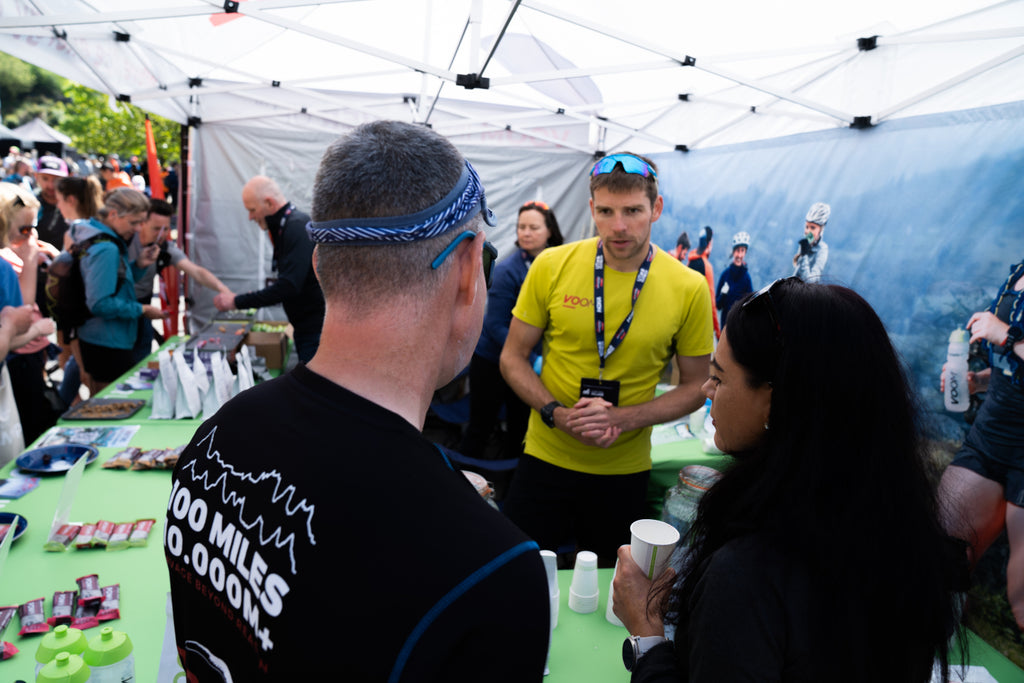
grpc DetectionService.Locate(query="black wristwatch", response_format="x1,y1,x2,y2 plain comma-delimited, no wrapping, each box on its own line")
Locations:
1004,324,1023,354
622,635,668,671
540,401,563,428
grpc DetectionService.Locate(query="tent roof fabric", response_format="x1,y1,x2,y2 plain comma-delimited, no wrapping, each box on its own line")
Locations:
10,116,72,145
0,0,1021,153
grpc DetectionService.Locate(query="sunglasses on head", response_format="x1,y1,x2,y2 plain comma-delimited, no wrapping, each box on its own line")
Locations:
742,277,797,347
521,201,549,211
430,230,498,288
590,154,657,179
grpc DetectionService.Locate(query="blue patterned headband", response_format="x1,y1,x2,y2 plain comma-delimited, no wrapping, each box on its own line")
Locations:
306,160,496,244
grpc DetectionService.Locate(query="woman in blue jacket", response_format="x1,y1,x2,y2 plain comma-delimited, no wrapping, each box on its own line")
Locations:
460,201,563,460
76,188,163,392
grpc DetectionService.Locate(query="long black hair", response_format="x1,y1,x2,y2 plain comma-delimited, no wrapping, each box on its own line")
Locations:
669,278,967,682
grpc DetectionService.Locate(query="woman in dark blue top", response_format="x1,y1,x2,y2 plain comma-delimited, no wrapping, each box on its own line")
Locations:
459,201,563,460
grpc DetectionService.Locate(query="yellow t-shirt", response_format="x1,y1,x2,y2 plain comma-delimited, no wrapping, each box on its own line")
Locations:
512,237,714,475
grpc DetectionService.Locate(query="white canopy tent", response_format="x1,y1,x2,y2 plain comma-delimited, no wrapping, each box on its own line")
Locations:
0,0,1022,360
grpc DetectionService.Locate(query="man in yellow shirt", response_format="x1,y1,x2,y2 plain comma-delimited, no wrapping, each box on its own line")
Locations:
500,153,714,563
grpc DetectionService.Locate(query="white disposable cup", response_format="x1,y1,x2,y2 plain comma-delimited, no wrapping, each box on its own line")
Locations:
568,550,599,613
630,519,680,580
605,560,624,626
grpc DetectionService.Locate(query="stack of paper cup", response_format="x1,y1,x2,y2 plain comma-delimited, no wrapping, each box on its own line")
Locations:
630,519,680,580
605,559,624,626
568,550,600,613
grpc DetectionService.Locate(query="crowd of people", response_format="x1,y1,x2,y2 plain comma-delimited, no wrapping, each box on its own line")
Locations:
0,128,1017,682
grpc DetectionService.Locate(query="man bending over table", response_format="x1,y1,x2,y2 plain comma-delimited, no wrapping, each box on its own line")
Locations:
165,121,549,681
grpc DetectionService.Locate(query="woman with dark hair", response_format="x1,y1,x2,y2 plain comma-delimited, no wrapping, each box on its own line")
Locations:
460,200,564,461
613,278,967,682
53,173,106,401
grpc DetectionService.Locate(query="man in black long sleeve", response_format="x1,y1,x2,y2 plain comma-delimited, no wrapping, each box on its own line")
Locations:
214,175,325,362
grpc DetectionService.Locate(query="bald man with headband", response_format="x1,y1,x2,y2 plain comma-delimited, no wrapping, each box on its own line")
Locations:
167,121,549,681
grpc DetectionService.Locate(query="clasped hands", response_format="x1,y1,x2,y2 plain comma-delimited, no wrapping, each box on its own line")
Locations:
561,396,622,448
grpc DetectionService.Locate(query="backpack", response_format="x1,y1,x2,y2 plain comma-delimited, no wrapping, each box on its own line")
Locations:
45,234,127,333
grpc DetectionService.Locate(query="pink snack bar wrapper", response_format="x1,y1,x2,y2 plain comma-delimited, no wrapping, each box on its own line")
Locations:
128,519,156,547
98,585,120,622
17,598,49,636
76,574,102,606
47,590,77,626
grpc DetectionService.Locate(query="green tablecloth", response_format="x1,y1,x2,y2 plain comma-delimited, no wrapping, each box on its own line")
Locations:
2,361,1020,681
546,569,1024,683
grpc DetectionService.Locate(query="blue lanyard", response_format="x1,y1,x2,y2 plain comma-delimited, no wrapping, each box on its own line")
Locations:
593,241,653,379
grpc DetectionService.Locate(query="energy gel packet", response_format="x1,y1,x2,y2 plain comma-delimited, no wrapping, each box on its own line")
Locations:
97,585,120,622
128,519,156,547
47,591,77,626
44,523,81,551
76,574,102,606
17,598,49,636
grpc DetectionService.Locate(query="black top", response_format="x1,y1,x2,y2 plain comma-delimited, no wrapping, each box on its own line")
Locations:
166,364,550,681
36,196,69,248
234,202,324,339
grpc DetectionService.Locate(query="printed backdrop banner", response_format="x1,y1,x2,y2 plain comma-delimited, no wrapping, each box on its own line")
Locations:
649,101,1024,424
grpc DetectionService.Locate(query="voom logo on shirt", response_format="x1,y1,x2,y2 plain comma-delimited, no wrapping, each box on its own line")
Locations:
562,293,593,309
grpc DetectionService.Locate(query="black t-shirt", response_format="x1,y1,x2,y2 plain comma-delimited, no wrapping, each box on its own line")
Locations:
166,364,549,681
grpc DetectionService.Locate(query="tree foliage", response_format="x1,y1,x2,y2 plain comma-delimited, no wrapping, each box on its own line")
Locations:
57,83,181,161
0,51,180,163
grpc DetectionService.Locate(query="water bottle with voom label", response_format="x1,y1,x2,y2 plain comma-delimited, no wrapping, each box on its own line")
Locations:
944,328,969,413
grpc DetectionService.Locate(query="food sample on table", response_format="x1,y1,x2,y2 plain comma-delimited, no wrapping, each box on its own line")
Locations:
103,447,142,470
72,601,99,630
62,398,145,421
131,449,164,470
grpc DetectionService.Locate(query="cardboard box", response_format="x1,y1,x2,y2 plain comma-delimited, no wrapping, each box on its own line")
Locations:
245,331,288,370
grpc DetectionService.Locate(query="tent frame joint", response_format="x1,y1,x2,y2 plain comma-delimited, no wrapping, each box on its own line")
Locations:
456,73,490,90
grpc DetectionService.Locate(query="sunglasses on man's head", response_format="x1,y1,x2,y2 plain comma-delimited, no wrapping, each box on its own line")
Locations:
430,230,498,288
590,154,657,179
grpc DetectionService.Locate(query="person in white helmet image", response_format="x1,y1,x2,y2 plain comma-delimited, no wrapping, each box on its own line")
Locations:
715,231,753,331
793,202,830,282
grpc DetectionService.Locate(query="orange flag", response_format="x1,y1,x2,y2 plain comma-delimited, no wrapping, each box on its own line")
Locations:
145,116,166,200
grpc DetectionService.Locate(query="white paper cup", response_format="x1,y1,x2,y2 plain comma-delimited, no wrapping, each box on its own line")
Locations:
605,560,624,626
568,550,599,613
630,519,680,580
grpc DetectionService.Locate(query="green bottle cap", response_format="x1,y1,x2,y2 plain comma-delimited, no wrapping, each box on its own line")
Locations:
36,624,88,664
83,626,134,666
949,328,968,344
37,651,91,683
